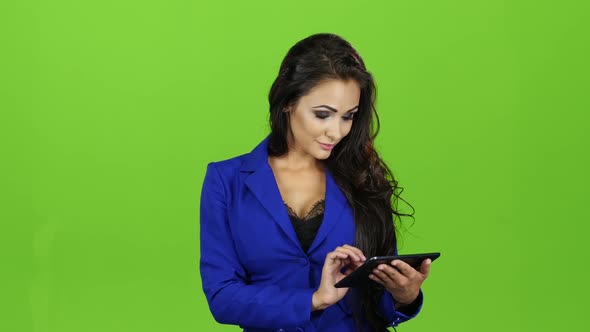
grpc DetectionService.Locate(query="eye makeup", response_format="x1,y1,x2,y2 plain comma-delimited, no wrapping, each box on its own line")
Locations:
313,110,357,120
314,111,331,119
342,112,356,121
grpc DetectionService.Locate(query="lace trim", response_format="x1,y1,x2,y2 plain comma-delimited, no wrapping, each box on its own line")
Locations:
285,199,325,221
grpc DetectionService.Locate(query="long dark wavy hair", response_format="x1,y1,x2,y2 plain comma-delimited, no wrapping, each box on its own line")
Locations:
267,33,414,331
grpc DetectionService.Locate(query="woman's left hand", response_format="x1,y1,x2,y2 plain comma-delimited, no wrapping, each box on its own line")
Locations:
369,259,431,306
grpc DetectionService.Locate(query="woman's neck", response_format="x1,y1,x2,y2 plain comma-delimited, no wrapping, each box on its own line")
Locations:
269,149,324,172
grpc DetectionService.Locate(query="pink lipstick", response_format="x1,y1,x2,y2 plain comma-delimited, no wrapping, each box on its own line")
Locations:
319,142,335,151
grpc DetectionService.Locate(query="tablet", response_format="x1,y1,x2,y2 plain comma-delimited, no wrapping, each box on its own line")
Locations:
334,252,440,288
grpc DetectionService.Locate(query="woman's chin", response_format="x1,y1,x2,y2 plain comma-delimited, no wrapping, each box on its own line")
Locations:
313,150,332,160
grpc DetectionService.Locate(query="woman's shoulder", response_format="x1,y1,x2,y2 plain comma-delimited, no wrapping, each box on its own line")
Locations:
206,152,249,175
206,136,270,176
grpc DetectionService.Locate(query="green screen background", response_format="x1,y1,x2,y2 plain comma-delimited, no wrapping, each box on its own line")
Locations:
2,1,588,331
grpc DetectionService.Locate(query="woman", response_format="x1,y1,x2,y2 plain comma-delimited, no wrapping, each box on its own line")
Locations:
199,33,432,332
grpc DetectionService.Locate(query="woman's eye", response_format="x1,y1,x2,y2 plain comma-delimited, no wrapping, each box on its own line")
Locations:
343,113,356,121
314,111,330,119
314,111,356,120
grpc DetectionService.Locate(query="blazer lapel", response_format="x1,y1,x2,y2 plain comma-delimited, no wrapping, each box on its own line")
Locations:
241,137,303,251
307,168,348,253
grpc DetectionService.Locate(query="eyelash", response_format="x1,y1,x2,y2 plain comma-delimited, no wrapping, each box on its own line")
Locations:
314,111,356,121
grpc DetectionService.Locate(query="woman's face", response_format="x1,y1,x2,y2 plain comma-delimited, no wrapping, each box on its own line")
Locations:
286,79,360,160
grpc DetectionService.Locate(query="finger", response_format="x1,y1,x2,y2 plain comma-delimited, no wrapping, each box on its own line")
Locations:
368,272,387,286
326,251,348,263
346,258,364,271
419,258,431,278
341,258,363,275
371,269,396,288
343,263,358,275
333,247,362,262
339,246,366,262
338,256,352,267
352,259,364,267
376,264,406,285
391,260,417,277
341,245,366,261
326,253,350,272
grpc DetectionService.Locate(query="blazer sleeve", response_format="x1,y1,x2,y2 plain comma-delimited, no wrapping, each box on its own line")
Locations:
377,246,424,327
199,163,315,328
378,288,423,327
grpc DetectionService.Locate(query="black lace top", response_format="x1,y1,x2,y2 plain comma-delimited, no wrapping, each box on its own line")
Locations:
284,199,325,252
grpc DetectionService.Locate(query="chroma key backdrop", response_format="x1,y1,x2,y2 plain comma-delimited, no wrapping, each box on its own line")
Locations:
1,1,588,331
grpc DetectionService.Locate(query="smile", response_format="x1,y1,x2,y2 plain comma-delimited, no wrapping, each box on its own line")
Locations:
318,142,335,151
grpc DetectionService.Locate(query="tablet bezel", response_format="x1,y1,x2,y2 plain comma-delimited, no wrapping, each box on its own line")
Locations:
334,252,440,288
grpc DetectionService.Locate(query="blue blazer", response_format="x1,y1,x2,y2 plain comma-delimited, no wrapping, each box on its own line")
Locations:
199,136,421,332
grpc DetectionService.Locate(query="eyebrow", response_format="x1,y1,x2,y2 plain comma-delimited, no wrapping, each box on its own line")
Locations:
312,104,359,113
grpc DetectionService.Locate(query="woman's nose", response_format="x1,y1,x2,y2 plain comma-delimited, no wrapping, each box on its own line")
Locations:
325,119,343,141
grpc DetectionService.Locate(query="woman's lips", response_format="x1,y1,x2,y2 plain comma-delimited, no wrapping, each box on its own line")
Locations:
318,142,335,151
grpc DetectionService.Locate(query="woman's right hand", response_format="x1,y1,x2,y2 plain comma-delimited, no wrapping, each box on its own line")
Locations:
312,245,366,311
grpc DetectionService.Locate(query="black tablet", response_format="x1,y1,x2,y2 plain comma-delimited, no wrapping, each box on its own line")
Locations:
334,252,440,288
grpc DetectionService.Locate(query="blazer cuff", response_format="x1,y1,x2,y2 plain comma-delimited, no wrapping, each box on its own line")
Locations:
378,289,423,327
